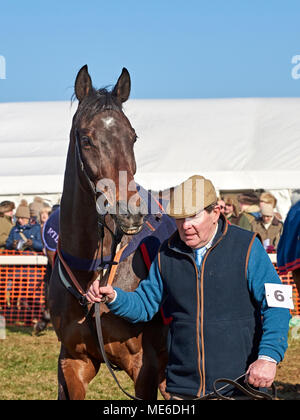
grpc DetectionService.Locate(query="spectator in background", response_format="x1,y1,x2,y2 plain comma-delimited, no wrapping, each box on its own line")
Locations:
251,203,283,252
238,192,260,226
29,196,45,224
217,197,225,215
224,196,252,231
0,201,15,249
259,192,282,221
39,204,52,230
277,198,300,298
6,200,43,252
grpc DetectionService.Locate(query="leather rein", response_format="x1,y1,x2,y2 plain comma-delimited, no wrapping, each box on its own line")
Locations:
56,129,277,401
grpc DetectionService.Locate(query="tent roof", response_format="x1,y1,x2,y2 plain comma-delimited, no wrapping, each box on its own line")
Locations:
0,98,300,195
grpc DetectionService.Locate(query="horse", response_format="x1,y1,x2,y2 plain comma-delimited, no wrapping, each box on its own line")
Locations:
48,65,170,400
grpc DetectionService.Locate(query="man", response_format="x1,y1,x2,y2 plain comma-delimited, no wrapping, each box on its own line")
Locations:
6,200,43,252
238,192,260,228
86,175,291,399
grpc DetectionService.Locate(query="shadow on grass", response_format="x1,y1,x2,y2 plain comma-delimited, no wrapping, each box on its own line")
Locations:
6,325,54,336
275,381,300,400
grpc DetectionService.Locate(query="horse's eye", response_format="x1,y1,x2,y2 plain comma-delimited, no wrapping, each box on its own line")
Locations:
81,136,91,147
133,134,138,143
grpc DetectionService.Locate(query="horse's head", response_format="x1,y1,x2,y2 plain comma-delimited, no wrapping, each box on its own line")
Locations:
72,65,145,235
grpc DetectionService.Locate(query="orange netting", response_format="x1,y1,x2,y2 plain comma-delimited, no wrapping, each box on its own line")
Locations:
0,249,46,327
0,250,299,327
274,264,300,316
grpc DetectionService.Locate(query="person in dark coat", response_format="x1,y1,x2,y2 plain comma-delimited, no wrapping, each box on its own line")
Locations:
277,199,300,297
6,200,43,252
86,175,290,399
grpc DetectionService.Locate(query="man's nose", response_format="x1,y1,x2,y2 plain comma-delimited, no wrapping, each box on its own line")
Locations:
182,219,193,230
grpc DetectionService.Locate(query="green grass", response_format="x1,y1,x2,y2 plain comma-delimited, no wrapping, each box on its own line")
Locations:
0,326,136,400
1,326,300,400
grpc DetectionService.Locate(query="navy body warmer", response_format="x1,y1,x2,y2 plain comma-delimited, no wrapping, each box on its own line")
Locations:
158,217,262,397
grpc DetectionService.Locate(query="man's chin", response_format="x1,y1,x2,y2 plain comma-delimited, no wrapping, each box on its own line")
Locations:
184,238,199,248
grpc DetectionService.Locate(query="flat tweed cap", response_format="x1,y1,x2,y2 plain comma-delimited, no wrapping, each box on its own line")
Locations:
166,175,217,219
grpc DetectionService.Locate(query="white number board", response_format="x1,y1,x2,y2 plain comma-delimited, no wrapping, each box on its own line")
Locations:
264,283,294,310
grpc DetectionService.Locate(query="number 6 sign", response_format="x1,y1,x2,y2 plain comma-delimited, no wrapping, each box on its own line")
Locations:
264,283,294,309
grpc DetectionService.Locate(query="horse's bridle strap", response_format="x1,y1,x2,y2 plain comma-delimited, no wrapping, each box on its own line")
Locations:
106,244,128,287
56,237,86,296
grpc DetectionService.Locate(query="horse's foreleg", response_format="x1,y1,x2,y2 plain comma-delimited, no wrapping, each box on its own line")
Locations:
57,344,100,400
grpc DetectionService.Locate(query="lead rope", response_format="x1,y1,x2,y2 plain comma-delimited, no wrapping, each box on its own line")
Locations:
94,301,142,400
197,374,277,400
94,219,141,399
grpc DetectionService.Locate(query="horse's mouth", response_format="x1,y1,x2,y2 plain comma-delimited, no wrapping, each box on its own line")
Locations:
120,224,143,235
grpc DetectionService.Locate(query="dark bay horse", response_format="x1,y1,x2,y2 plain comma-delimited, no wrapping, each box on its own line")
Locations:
48,65,169,400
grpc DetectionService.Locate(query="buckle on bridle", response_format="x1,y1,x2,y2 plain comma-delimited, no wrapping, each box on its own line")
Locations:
79,295,88,307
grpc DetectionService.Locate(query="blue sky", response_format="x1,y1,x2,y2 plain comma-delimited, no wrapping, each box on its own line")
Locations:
1,0,300,102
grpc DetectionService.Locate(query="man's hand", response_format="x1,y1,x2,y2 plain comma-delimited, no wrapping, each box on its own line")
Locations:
85,280,116,304
246,359,277,388
12,240,18,249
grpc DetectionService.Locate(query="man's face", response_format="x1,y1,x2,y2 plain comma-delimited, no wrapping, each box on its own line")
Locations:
175,206,220,249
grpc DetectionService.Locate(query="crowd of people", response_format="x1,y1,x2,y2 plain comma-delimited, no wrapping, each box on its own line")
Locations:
218,191,283,252
0,197,54,253
0,190,292,255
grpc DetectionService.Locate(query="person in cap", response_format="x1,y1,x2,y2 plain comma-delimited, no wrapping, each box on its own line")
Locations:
251,203,283,251
238,192,260,226
86,175,290,399
259,191,282,221
29,196,46,224
0,201,15,249
6,200,43,252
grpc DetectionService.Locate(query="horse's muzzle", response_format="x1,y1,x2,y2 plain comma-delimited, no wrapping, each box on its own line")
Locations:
114,200,146,235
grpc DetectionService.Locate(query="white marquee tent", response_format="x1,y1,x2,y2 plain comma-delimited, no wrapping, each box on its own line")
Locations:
1,98,300,219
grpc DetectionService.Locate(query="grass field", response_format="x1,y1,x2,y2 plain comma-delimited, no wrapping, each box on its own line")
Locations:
0,326,299,400
0,326,136,400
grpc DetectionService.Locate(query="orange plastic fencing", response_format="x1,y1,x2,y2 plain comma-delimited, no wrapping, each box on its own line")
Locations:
0,250,299,328
274,265,300,317
0,250,47,327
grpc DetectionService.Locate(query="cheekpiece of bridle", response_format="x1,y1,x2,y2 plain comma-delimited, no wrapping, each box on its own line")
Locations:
74,128,124,276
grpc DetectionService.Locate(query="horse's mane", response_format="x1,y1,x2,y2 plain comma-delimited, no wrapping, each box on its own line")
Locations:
74,87,122,122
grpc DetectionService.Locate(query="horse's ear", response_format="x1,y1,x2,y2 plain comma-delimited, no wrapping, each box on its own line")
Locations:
112,68,131,103
75,65,92,102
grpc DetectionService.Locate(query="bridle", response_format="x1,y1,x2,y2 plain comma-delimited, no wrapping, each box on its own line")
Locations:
74,127,124,264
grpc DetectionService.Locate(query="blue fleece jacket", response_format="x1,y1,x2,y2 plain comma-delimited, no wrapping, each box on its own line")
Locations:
108,237,291,363
6,222,43,252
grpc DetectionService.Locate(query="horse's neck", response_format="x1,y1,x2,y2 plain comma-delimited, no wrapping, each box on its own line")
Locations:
59,152,112,260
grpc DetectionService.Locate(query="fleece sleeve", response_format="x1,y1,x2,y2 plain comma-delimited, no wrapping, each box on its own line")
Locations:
247,237,291,363
107,255,165,323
